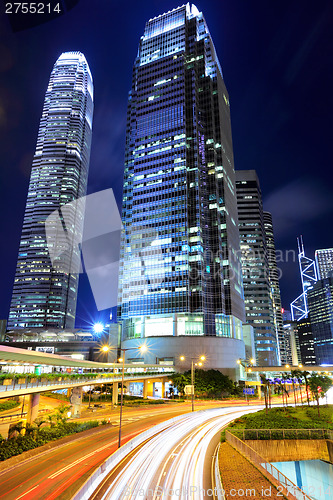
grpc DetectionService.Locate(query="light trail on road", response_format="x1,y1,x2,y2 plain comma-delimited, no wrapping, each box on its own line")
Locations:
94,406,261,500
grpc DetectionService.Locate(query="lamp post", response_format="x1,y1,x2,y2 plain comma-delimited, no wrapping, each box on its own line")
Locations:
180,355,205,412
118,345,147,448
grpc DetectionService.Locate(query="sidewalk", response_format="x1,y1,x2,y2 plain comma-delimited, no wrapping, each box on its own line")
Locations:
219,442,285,499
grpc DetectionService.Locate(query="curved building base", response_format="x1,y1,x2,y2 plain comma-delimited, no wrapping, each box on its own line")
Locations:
121,336,245,380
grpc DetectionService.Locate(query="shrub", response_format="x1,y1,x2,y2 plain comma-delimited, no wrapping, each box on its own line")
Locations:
0,400,20,412
0,419,102,461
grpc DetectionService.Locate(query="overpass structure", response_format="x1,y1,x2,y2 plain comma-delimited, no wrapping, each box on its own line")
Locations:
249,365,333,374
0,345,175,422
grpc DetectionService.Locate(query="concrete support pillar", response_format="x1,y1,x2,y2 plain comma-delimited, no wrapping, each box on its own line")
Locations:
26,393,40,424
143,380,148,399
161,381,165,399
257,385,262,399
70,386,83,418
112,382,119,406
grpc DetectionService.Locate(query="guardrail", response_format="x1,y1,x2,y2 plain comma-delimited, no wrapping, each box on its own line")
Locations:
228,428,333,440
225,430,313,500
0,408,50,422
0,372,172,395
214,443,225,500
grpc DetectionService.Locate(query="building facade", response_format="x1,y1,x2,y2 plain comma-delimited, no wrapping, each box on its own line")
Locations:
315,248,333,280
8,52,93,330
296,316,316,365
235,170,279,366
117,4,247,376
307,274,333,365
263,211,285,364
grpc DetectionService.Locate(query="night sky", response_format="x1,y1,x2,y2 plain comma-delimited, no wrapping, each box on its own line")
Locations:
0,0,332,328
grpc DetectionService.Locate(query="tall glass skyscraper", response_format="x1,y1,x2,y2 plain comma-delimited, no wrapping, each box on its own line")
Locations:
235,170,279,366
118,5,247,373
8,52,93,330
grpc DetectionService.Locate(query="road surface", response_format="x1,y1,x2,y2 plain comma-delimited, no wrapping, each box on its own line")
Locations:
83,407,261,500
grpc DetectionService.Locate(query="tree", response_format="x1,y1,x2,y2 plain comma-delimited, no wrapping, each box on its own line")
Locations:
54,403,71,426
170,373,189,397
308,374,332,416
170,370,234,398
301,370,311,406
291,370,302,407
260,375,270,414
281,373,290,407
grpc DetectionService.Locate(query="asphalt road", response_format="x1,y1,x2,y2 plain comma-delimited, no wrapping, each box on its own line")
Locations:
0,404,202,500
86,407,261,500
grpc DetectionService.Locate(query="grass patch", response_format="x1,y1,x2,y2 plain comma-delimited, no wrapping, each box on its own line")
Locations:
228,405,333,430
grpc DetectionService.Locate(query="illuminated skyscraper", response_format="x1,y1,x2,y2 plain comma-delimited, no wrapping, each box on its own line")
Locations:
307,274,333,364
8,52,93,330
235,170,279,366
315,248,333,280
263,211,284,364
290,237,317,321
118,4,247,374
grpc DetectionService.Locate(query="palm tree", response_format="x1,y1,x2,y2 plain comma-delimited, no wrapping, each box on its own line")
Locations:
275,377,286,410
301,370,311,406
281,373,290,407
290,370,300,406
260,374,270,414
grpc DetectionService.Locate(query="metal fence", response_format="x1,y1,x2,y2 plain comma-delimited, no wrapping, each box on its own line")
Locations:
229,428,333,440
226,431,313,500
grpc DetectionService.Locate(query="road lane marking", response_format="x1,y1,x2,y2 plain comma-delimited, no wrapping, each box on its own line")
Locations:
16,484,39,500
47,426,151,479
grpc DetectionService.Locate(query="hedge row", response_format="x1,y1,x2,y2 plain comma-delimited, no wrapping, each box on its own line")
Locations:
0,420,101,461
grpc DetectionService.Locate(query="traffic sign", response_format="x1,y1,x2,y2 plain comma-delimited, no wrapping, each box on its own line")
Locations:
243,388,255,395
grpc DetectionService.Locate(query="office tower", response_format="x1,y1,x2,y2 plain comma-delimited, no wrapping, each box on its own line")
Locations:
315,248,333,280
282,320,299,366
263,211,284,364
307,274,333,364
8,52,93,330
235,170,279,366
290,237,317,321
296,317,316,365
118,4,247,375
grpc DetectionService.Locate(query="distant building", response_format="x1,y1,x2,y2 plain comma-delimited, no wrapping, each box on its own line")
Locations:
2,327,98,360
0,320,7,342
235,170,279,366
263,211,285,364
297,317,316,365
315,248,333,280
307,274,333,365
282,321,300,366
290,237,317,321
282,309,292,322
8,52,93,330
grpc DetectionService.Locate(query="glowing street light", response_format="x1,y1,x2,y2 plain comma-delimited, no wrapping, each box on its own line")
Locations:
93,323,104,334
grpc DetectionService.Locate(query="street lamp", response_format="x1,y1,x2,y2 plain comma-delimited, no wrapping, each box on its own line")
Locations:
118,344,147,448
93,323,104,334
180,355,205,412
